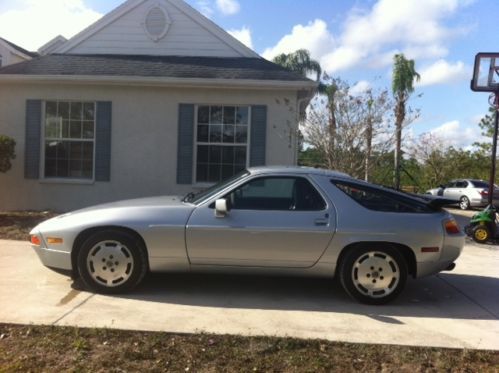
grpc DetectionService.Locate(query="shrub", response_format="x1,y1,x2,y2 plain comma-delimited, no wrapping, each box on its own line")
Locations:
0,135,16,173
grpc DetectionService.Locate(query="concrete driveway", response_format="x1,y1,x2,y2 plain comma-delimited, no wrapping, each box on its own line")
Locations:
0,214,498,350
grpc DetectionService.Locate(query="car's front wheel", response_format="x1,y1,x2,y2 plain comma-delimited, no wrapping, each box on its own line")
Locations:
77,230,148,294
339,245,408,305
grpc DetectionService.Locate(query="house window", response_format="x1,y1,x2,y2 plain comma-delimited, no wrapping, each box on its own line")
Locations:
43,101,95,179
195,105,249,183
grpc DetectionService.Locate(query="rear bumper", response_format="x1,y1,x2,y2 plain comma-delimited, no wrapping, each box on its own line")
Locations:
470,197,499,207
416,232,464,278
417,259,458,277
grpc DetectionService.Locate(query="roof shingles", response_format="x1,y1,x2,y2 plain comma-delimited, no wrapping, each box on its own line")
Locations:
0,54,312,82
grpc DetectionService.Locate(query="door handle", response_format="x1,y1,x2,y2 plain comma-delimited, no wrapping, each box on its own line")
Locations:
315,218,329,226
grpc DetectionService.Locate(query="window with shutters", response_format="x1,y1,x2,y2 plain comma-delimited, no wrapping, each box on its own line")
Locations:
42,101,95,180
195,105,250,183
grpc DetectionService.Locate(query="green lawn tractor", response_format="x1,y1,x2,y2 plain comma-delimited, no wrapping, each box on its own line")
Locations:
465,204,498,243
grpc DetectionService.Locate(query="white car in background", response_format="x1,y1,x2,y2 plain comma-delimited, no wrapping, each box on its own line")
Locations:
426,179,499,210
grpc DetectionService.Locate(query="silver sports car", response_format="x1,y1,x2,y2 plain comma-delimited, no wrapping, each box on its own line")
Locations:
30,166,464,304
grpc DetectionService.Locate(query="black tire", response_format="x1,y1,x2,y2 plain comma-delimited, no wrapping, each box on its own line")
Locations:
459,196,470,210
472,224,490,244
76,230,148,294
339,244,408,305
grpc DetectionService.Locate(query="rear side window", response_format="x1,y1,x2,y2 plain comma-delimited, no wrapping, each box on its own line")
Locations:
471,180,488,188
333,180,431,213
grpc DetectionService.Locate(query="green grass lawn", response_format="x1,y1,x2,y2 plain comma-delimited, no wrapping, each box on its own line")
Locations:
1,324,498,372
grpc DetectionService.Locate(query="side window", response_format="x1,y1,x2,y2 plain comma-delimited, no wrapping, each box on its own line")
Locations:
226,177,326,211
457,181,468,188
445,182,456,188
333,181,431,213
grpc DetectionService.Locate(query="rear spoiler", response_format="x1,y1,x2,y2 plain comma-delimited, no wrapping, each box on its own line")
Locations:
415,195,458,208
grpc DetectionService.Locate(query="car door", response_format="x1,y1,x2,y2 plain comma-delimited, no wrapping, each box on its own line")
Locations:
185,176,335,268
442,181,459,199
457,180,469,198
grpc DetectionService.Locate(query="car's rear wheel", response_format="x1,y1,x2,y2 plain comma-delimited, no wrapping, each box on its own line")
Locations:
459,196,470,210
472,224,490,244
339,245,408,305
77,230,148,294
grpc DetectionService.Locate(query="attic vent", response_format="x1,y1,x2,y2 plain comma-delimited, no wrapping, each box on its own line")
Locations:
143,5,171,42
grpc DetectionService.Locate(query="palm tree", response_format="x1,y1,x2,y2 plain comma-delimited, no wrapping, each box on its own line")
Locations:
392,53,420,189
272,49,322,82
273,49,323,159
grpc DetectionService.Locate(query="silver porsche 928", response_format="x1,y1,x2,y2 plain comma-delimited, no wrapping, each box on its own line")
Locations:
30,166,464,304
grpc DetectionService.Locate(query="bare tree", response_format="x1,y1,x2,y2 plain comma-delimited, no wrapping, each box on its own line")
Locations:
302,80,392,179
362,89,391,181
408,133,447,187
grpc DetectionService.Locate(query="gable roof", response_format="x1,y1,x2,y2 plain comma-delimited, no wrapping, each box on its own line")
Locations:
0,54,316,89
55,0,260,58
38,35,67,55
0,37,38,58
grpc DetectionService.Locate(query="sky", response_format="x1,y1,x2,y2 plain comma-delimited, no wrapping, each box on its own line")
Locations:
0,0,497,149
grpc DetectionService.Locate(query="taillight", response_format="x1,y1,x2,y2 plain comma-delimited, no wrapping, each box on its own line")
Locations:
444,219,460,234
480,190,489,197
30,235,41,245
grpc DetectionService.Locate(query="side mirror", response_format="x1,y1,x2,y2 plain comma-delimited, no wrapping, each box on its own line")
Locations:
215,198,230,218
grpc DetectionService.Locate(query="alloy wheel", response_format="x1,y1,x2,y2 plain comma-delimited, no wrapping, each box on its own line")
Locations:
351,251,400,299
86,240,134,287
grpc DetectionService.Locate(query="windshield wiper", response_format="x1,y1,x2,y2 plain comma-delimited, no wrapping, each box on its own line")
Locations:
182,192,195,203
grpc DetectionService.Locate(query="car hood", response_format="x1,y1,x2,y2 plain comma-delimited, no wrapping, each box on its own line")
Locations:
70,195,186,213
31,195,192,234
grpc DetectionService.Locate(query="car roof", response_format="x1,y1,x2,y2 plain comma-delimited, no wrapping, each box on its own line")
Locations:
247,166,432,205
451,179,486,183
248,166,351,179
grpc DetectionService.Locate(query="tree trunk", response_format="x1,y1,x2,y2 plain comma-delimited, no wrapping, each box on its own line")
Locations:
365,116,373,182
394,96,405,189
328,97,337,170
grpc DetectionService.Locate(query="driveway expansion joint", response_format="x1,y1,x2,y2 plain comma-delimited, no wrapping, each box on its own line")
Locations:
52,294,95,325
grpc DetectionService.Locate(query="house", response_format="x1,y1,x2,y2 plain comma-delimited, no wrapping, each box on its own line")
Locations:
0,0,316,211
0,37,37,68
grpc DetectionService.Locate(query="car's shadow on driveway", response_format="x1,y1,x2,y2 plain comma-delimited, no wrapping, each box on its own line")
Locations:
97,272,499,322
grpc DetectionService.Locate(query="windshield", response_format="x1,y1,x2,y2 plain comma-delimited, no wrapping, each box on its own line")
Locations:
183,170,250,204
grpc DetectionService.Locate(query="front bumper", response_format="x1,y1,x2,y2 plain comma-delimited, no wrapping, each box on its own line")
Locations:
32,244,72,272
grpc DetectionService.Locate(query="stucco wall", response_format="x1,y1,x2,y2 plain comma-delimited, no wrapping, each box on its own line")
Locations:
0,82,299,211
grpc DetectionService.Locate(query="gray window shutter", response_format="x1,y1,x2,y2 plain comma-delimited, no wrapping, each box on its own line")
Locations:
95,101,112,182
250,105,267,167
177,104,195,184
24,100,42,179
